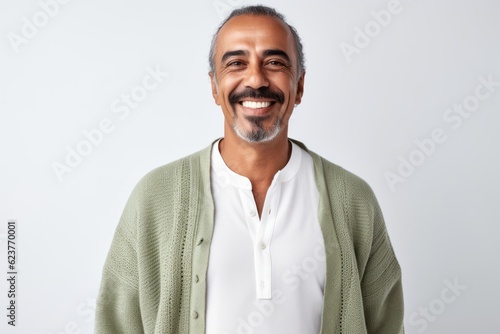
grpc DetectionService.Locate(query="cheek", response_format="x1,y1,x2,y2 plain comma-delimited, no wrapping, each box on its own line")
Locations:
219,86,237,104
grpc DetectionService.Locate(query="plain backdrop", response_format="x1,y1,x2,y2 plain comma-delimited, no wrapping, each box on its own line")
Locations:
1,0,499,333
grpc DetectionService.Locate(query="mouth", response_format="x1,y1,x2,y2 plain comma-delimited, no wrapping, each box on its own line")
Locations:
229,87,284,112
236,100,277,117
238,100,276,109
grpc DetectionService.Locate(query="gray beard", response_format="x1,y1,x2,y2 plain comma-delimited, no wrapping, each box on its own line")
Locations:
233,114,282,143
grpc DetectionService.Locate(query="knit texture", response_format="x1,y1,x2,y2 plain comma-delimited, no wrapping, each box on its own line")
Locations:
95,139,404,334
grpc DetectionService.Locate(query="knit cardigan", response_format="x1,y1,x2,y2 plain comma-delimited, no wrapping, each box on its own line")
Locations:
95,139,404,334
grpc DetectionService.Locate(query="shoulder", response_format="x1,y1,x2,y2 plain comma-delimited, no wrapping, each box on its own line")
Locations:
125,142,214,210
292,139,385,258
291,138,377,204
317,153,376,203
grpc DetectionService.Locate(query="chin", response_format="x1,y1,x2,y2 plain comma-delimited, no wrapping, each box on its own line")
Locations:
233,119,282,143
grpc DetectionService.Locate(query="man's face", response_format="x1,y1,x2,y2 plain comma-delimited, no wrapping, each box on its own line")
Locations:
210,15,305,143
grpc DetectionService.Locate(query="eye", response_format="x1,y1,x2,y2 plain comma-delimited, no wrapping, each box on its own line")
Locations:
269,60,283,66
228,60,244,67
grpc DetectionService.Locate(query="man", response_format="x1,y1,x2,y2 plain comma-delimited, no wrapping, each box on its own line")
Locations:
95,5,404,334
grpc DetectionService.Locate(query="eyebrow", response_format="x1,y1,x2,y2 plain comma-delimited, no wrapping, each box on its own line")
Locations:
220,49,291,64
221,50,247,63
262,49,291,63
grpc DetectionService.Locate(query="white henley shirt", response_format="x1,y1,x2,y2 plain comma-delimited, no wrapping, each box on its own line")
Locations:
206,139,326,334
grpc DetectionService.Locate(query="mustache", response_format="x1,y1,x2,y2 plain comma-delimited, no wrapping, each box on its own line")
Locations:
229,87,285,105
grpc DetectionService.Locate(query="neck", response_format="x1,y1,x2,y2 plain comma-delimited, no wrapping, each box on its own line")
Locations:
219,132,291,185
219,130,291,217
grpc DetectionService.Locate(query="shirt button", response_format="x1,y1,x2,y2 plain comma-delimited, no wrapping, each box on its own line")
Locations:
194,275,199,283
193,311,199,319
218,172,229,186
258,241,266,250
197,237,204,246
249,209,257,217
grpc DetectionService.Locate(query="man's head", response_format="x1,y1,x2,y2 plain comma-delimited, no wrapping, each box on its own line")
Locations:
208,5,306,144
209,6,305,81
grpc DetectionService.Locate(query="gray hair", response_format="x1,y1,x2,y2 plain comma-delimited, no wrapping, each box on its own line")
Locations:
208,5,305,79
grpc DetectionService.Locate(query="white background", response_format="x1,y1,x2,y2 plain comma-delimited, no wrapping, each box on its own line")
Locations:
1,0,499,333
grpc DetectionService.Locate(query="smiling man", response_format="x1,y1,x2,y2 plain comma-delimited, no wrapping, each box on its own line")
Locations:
95,5,404,334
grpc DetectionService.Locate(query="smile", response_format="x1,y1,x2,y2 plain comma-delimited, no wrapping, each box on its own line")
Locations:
240,101,275,109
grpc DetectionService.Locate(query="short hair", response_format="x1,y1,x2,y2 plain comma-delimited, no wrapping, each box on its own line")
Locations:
208,5,305,78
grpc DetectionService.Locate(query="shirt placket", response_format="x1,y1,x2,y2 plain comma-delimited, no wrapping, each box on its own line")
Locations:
239,171,282,299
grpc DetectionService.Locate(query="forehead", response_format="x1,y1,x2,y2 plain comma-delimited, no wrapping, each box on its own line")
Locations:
216,15,296,58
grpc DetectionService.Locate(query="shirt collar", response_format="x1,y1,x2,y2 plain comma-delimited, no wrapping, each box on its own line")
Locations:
211,139,302,189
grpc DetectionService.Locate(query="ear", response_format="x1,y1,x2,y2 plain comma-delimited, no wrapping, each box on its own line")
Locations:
209,72,221,105
294,71,305,105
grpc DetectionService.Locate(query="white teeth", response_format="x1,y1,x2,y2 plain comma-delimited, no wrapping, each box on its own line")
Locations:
241,101,272,109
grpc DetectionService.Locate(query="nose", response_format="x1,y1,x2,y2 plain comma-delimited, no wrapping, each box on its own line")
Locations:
242,62,269,89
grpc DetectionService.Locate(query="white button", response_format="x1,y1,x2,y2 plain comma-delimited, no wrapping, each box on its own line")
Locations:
217,172,229,186
249,209,257,217
258,241,266,250
268,208,272,215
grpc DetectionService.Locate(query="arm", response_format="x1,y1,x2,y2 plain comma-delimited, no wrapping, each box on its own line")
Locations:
361,198,404,334
95,199,145,333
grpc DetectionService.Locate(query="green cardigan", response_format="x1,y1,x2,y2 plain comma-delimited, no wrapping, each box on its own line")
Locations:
95,139,404,333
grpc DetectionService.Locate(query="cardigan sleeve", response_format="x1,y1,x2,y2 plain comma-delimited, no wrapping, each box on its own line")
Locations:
360,195,405,334
95,194,145,334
